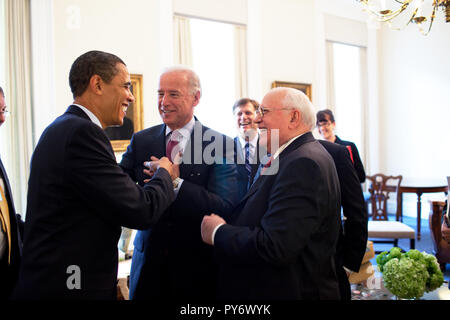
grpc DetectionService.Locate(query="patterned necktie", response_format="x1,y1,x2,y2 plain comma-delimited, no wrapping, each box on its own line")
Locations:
0,183,11,264
166,130,181,163
244,141,252,181
251,153,272,186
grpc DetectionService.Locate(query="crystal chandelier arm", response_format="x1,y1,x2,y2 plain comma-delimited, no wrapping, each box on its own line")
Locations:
416,3,438,35
358,0,448,35
372,2,412,22
383,7,420,30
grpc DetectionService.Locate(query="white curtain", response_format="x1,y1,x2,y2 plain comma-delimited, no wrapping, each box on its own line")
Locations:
173,15,193,66
359,46,369,176
30,0,56,145
4,0,34,216
234,25,248,99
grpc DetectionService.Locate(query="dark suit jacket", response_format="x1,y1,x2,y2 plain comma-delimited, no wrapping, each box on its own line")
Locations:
334,136,366,183
214,132,341,300
120,119,239,300
12,105,175,300
319,140,368,299
0,157,22,300
233,136,261,199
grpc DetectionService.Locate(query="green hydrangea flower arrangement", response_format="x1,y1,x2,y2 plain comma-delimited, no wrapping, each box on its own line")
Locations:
376,247,444,299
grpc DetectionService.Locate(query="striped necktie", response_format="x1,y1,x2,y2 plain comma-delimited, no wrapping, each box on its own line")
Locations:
251,153,272,186
244,141,252,180
0,183,11,264
166,130,181,163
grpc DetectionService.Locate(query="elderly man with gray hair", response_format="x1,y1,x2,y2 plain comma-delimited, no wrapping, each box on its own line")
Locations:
201,87,342,300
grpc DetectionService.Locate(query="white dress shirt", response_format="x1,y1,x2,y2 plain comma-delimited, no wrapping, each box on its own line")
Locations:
73,104,102,129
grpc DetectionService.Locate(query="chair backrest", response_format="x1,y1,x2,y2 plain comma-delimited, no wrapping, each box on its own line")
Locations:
447,176,450,216
366,173,403,221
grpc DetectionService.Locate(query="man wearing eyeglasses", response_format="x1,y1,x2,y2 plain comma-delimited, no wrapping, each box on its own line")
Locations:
0,88,9,124
201,87,342,300
316,109,366,183
0,86,23,300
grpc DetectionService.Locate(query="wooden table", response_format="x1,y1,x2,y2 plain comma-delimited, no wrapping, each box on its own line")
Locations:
397,178,448,240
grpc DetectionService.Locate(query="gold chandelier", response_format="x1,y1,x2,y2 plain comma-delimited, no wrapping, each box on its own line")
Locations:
357,0,450,35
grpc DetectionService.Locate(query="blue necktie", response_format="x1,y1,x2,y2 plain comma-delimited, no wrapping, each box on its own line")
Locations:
244,141,252,182
251,153,271,187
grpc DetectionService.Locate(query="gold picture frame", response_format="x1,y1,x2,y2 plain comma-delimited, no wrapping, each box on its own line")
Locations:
106,74,144,152
271,81,312,101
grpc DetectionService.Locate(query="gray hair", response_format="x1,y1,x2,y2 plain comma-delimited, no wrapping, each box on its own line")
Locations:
161,65,202,97
0,86,4,97
275,87,316,131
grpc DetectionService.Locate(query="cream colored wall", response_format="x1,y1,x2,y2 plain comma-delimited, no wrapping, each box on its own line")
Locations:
258,0,315,100
52,0,163,129
378,21,450,181
50,0,318,130
378,21,450,216
173,0,247,24
51,0,252,131
47,0,449,191
47,0,372,164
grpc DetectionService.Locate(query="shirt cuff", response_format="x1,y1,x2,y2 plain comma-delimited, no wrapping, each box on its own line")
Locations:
343,266,355,274
211,223,225,245
173,178,184,197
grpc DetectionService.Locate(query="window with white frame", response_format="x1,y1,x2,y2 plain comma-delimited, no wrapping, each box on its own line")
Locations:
327,41,367,166
188,17,246,138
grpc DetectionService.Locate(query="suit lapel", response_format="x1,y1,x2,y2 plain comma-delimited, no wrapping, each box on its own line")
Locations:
236,132,316,206
234,137,245,164
250,163,259,180
179,120,203,178
154,124,167,159
0,157,15,215
65,105,117,158
278,132,316,160
236,171,266,205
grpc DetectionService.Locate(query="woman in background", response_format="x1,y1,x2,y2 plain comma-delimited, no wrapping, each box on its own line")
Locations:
316,109,366,183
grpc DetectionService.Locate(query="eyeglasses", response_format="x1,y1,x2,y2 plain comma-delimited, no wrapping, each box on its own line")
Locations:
317,120,331,128
255,107,293,118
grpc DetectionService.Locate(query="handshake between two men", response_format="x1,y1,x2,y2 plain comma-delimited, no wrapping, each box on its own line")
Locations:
145,155,227,247
143,156,180,183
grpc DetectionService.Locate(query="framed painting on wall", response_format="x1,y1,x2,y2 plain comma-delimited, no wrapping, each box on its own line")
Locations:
105,74,144,152
271,81,312,102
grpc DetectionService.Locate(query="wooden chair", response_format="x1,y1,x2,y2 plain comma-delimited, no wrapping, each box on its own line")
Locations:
428,201,450,272
366,173,415,253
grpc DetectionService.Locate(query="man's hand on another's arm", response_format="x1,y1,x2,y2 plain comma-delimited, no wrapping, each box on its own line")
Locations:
143,156,179,182
201,214,226,245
